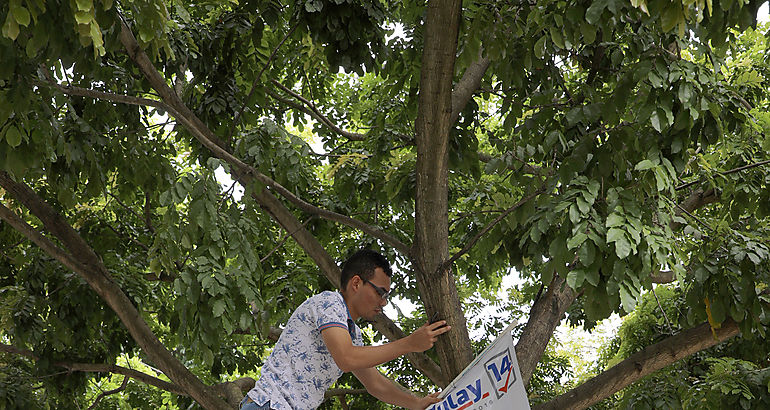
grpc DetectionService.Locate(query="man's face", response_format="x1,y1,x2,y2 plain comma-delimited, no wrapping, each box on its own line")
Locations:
355,267,391,321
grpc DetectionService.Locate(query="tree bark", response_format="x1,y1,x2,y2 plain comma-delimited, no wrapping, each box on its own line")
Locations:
413,0,474,383
0,173,230,410
535,319,740,410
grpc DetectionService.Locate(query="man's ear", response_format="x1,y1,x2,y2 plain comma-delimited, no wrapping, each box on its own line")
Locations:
349,275,361,291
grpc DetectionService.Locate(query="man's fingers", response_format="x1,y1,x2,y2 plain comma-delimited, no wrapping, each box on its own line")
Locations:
428,320,448,330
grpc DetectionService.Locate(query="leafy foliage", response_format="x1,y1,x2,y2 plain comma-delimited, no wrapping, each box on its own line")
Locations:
0,0,769,408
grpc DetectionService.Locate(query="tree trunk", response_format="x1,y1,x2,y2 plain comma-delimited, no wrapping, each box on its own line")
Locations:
535,319,740,410
413,0,474,382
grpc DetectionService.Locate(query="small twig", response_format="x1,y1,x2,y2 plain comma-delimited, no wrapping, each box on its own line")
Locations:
260,217,314,263
106,193,148,231
443,184,547,270
675,159,770,191
270,80,367,141
103,221,150,252
87,375,129,410
673,200,715,233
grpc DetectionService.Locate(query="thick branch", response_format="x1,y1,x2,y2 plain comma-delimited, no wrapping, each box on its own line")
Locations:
0,201,91,277
450,53,490,125
516,275,578,385
535,320,740,410
414,0,473,382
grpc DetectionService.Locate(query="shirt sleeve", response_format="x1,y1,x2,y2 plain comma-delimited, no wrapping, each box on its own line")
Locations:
314,292,349,332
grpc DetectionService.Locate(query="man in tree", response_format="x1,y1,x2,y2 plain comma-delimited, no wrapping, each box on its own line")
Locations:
240,249,450,409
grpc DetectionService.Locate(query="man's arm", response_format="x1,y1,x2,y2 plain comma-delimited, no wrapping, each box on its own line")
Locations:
352,366,441,410
320,321,450,372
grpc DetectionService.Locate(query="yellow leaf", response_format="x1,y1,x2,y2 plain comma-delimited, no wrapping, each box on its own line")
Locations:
704,297,721,340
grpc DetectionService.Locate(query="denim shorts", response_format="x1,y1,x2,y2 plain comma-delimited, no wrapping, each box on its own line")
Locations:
239,396,272,410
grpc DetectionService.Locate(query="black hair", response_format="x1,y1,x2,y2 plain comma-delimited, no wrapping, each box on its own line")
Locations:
340,249,392,290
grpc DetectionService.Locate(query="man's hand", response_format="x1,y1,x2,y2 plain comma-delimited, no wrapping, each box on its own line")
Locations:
407,321,452,352
409,391,442,410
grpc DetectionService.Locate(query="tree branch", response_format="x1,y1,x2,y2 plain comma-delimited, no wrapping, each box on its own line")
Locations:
0,344,187,396
450,52,490,125
270,79,367,141
34,75,167,111
444,184,546,270
675,159,770,191
88,375,129,410
0,343,253,405
516,275,578,385
0,172,229,410
535,319,740,410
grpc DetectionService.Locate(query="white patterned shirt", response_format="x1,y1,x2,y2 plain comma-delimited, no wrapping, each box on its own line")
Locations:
246,291,363,409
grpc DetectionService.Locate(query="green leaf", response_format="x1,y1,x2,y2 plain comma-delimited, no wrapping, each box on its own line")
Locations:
550,26,565,49
75,0,93,11
75,11,91,24
619,284,637,312
576,196,591,214
534,35,547,60
567,269,585,289
5,125,22,147
566,107,583,126
585,267,600,286
578,240,596,265
569,204,581,224
212,299,226,317
606,227,625,243
2,14,20,41
614,237,632,259
606,213,624,227
635,159,656,171
567,232,588,250
660,4,683,33
586,0,608,24
10,2,31,27
650,110,662,132
580,22,596,44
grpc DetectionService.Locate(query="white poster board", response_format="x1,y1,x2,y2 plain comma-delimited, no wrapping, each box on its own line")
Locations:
427,322,530,410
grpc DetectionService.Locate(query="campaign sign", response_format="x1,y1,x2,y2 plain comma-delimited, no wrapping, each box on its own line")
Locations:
428,322,530,410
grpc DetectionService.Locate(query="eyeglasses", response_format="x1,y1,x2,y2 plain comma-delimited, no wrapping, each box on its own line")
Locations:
363,278,392,300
